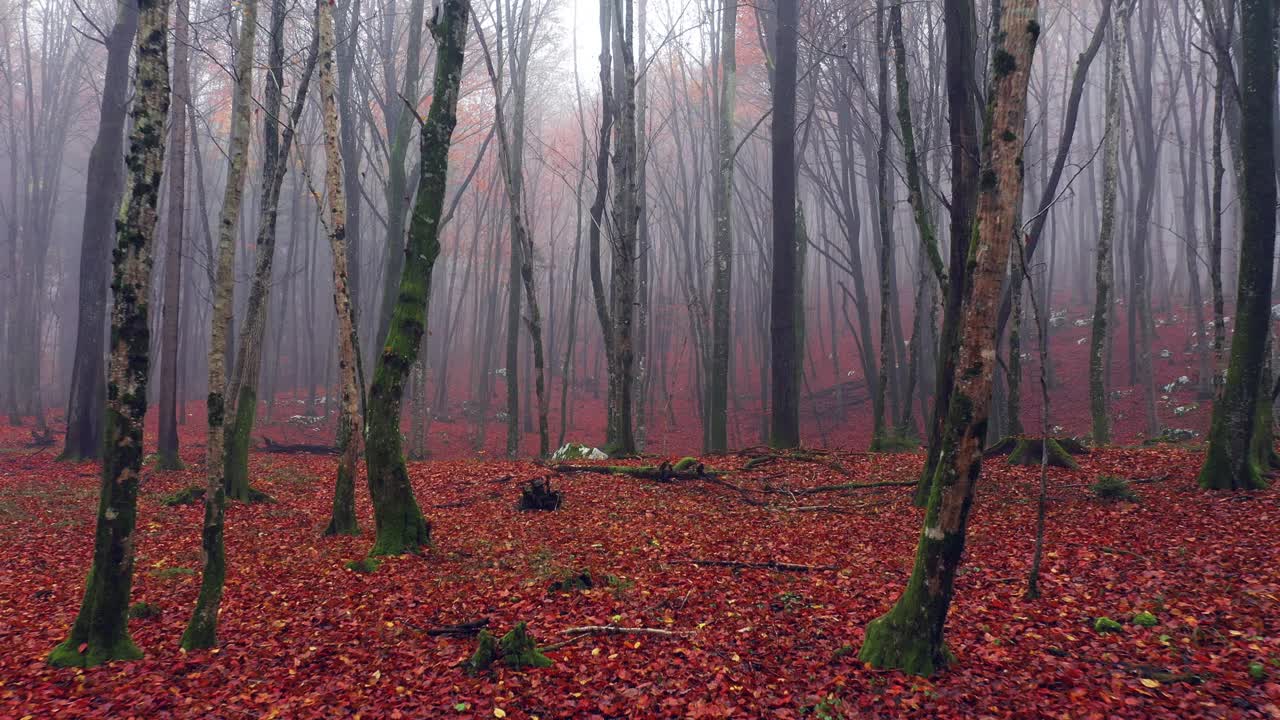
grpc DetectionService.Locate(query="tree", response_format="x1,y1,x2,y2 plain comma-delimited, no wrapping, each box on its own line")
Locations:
606,0,640,456
60,0,138,462
364,0,469,556
223,0,320,501
1090,0,1126,446
915,0,980,506
859,0,1039,675
317,0,364,535
375,0,427,351
769,0,800,450
1198,0,1275,491
157,0,191,471
47,0,171,667
183,0,259,650
472,5,550,460
707,0,736,453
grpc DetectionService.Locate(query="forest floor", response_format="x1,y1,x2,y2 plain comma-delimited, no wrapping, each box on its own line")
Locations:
1,437,1278,718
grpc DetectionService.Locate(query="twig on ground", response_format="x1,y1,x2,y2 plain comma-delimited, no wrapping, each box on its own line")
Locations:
669,559,837,572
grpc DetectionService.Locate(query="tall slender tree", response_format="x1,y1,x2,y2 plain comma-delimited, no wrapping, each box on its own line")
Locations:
183,0,260,650
319,0,364,535
48,0,171,667
364,0,469,556
1089,0,1126,446
60,0,139,461
769,0,800,450
915,0,980,505
157,0,191,471
707,0,736,453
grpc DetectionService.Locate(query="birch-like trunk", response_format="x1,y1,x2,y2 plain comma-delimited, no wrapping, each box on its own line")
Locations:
183,0,259,650
224,0,320,500
1090,4,1126,446
319,0,365,535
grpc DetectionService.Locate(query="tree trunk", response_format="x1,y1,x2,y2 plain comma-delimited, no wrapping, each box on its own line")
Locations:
183,0,259,650
1199,0,1275,491
707,0,736,453
157,0,190,470
607,0,639,455
364,0,468,556
915,0,980,506
768,0,800,450
48,0,170,666
375,0,426,350
60,0,139,462
859,0,1038,675
319,0,364,535
224,0,320,500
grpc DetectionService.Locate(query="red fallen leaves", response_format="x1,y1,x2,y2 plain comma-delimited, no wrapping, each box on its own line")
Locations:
0,431,1277,718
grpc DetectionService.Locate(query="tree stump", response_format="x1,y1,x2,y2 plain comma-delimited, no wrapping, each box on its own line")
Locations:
518,476,563,511
1006,437,1080,469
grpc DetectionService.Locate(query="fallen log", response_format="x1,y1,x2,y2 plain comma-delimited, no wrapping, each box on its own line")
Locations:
550,459,717,481
426,618,490,637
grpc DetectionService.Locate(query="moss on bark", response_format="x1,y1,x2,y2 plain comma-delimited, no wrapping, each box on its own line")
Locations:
1006,437,1079,469
363,0,467,557
223,384,257,501
49,0,171,668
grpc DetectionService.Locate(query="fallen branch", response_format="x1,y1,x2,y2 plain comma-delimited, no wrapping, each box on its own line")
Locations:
670,559,837,572
767,505,857,515
426,618,490,637
259,436,339,455
540,624,691,652
764,479,917,495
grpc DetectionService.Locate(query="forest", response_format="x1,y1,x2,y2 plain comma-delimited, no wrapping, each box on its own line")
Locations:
1,0,1278,715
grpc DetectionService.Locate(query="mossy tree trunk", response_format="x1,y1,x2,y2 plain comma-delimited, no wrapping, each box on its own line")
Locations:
183,0,258,650
318,0,364,536
48,0,170,667
375,0,426,349
1199,0,1276,491
364,0,469,556
1089,2,1125,447
223,0,319,501
860,0,1039,676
